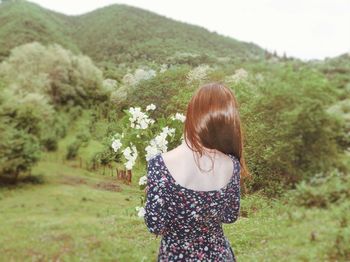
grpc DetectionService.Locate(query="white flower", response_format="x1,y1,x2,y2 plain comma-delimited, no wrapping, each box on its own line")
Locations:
139,175,147,186
135,206,146,218
171,112,186,123
146,104,156,111
145,126,175,161
111,139,122,153
128,106,154,130
162,126,175,137
125,161,133,170
123,144,138,170
145,144,160,160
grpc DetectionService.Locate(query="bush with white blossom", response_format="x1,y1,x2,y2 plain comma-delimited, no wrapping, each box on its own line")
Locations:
186,64,211,84
109,104,186,217
225,68,249,84
122,68,157,86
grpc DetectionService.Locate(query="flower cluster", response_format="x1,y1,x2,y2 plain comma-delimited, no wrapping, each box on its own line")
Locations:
139,175,147,186
128,107,155,129
111,133,124,153
111,138,122,153
122,144,138,170
146,103,156,111
135,206,146,218
171,112,186,123
145,126,176,161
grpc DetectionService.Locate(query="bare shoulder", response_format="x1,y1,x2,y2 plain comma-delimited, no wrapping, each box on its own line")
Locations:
161,143,184,162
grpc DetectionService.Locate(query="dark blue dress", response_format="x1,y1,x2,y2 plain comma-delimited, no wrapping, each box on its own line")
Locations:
144,152,241,261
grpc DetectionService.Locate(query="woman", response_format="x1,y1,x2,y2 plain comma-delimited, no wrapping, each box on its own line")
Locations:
144,82,250,261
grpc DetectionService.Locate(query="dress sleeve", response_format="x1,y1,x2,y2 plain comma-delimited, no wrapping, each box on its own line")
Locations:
143,156,169,236
221,156,241,224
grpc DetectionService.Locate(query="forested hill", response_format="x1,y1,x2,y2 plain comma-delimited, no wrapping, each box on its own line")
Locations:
0,1,79,60
0,0,265,64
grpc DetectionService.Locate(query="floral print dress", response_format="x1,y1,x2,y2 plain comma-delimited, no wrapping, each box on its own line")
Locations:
144,152,241,261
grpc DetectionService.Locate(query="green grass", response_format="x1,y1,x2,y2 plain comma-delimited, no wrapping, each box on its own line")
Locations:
1,149,349,261
0,153,155,261
0,108,349,261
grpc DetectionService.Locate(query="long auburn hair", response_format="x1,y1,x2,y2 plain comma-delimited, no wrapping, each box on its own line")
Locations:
183,82,250,186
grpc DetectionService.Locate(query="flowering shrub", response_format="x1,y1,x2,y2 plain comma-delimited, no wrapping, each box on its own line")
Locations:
122,68,157,86
186,64,211,84
109,104,186,217
225,68,249,83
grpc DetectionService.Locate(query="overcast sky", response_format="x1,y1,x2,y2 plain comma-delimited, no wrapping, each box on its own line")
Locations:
29,0,350,60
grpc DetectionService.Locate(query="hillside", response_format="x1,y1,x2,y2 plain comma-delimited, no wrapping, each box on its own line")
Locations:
0,1,265,64
71,4,264,64
0,1,79,60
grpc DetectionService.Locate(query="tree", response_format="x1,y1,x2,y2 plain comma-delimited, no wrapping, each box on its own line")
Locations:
0,42,109,108
0,122,41,182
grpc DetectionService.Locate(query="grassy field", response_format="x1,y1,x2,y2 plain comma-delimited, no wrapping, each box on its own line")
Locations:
1,147,349,262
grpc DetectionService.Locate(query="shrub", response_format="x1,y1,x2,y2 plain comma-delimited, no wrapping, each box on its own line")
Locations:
66,139,83,160
0,42,109,108
65,131,91,160
0,123,41,181
0,90,66,152
41,136,58,152
286,169,350,208
126,65,190,118
231,65,347,195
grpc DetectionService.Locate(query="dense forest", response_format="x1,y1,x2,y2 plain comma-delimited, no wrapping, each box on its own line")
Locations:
0,1,349,261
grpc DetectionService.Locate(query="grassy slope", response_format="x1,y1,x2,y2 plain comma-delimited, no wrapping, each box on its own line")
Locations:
0,116,348,261
0,1,264,65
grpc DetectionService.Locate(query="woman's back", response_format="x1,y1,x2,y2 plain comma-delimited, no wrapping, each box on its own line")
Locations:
144,82,245,261
144,144,241,261
161,140,236,192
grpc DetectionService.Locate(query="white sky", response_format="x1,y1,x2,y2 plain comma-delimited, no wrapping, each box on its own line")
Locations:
29,0,350,60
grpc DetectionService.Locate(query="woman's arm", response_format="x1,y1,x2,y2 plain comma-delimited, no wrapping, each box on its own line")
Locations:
143,156,169,236
221,158,241,224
